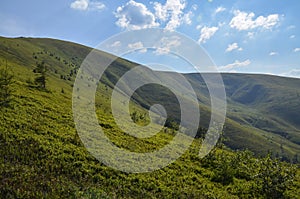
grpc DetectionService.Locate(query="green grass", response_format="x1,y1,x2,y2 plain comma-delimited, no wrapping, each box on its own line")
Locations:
185,73,300,159
0,36,299,198
2,36,300,159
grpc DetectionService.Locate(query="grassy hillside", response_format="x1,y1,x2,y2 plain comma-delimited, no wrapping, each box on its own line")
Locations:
2,36,300,159
221,74,300,156
125,71,300,160
184,73,300,159
0,36,300,198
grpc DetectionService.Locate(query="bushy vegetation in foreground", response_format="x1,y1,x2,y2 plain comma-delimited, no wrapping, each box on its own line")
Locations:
0,65,298,199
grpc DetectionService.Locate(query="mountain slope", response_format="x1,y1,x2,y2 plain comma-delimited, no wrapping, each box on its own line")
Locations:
0,36,300,198
185,73,300,158
1,36,300,160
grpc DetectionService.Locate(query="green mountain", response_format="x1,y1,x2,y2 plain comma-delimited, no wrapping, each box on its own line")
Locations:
1,36,299,158
186,73,300,158
0,36,299,198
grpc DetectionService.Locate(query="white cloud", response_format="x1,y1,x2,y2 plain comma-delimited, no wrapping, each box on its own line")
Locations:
269,51,278,56
107,41,122,53
281,69,300,78
196,25,202,30
182,11,193,25
115,0,159,30
128,42,143,49
89,1,105,10
128,42,147,53
218,59,251,71
215,7,226,14
229,10,280,31
110,41,121,47
192,4,198,11
71,0,89,10
225,43,243,52
114,0,192,31
294,48,300,52
247,32,255,39
198,26,219,43
153,0,188,31
290,35,295,39
154,36,181,55
70,0,105,11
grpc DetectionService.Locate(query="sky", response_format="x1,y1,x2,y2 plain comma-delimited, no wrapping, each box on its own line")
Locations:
1,0,300,77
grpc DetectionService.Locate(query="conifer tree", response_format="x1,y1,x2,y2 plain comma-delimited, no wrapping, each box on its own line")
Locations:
0,60,14,107
34,61,47,89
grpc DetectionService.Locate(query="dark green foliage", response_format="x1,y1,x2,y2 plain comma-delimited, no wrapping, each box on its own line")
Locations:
257,156,297,198
0,61,14,107
200,149,299,198
210,154,236,185
130,110,148,124
164,118,179,131
34,61,46,89
131,110,139,123
195,126,207,139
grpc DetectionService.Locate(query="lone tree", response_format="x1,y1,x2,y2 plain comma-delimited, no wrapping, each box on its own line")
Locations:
34,61,46,89
164,117,179,131
0,60,14,107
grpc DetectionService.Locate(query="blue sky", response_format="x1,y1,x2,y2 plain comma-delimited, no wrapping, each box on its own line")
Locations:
1,0,300,77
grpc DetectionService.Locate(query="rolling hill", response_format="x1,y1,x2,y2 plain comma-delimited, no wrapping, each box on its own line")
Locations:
185,73,300,158
0,36,299,198
1,36,300,159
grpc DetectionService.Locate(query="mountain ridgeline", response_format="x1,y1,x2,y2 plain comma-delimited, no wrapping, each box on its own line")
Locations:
1,36,300,160
0,36,300,198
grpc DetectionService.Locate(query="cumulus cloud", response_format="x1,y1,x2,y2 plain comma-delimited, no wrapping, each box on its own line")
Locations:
294,48,300,52
229,10,279,31
154,36,181,55
215,7,226,14
198,26,219,43
71,0,88,10
225,43,243,52
114,0,193,31
269,51,278,56
70,0,105,11
218,59,251,71
153,0,189,31
115,0,159,30
128,41,147,53
182,11,193,25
